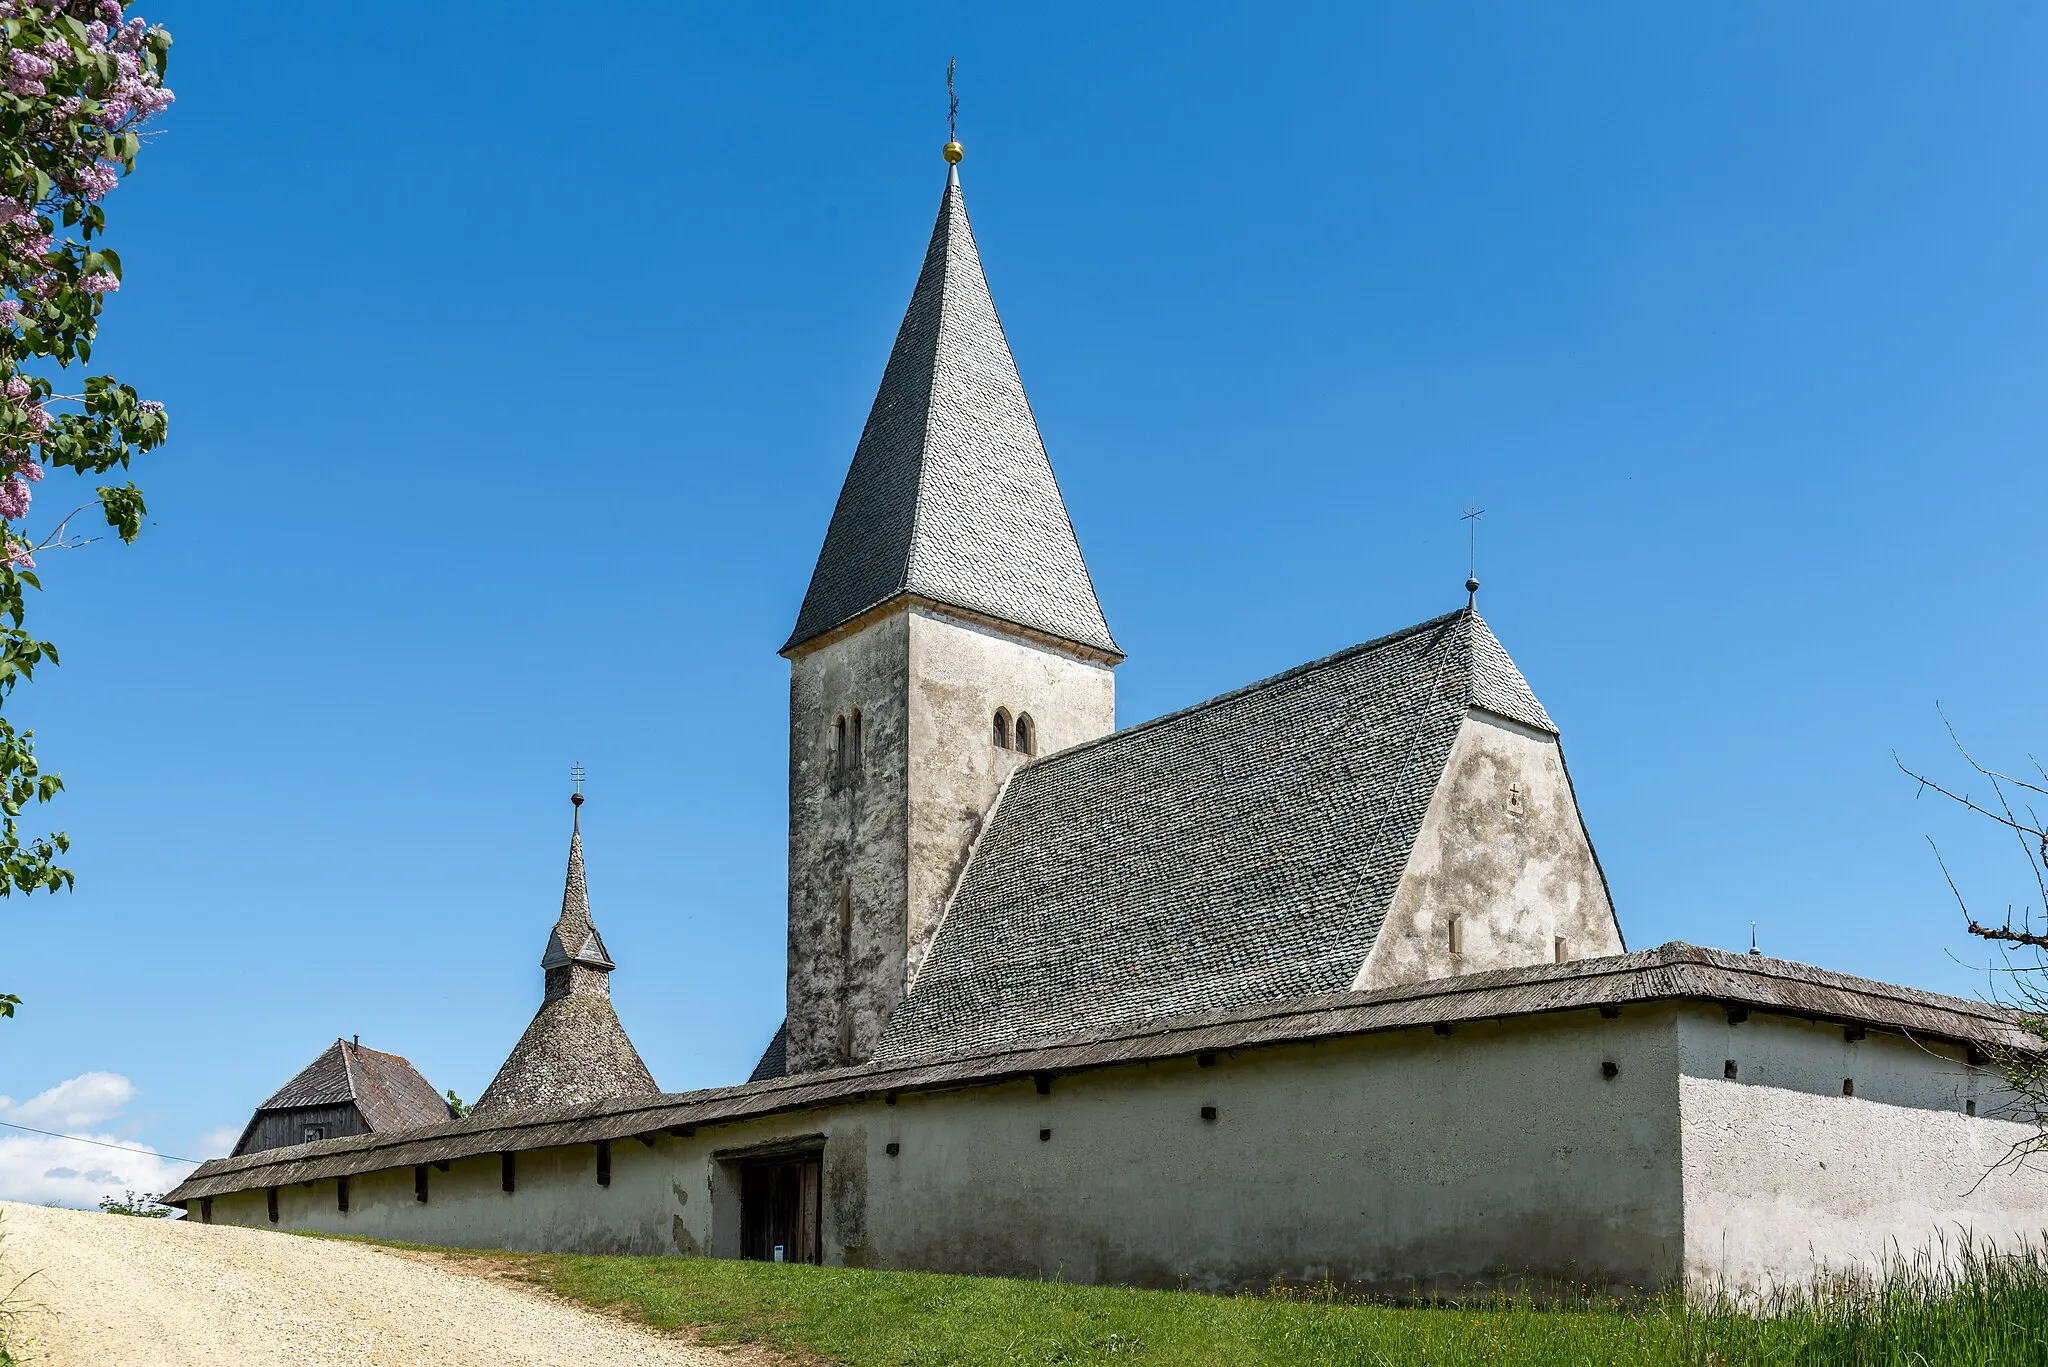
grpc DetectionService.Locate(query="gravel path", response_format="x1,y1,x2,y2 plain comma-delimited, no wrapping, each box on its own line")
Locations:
0,1200,745,1366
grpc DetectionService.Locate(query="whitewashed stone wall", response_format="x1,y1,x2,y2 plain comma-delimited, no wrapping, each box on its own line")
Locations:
1358,708,1621,989
784,602,1113,1073
204,1004,2041,1297
902,605,1114,984
1675,1002,2048,1294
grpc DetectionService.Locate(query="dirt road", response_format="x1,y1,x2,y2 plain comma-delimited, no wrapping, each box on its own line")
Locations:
0,1200,741,1366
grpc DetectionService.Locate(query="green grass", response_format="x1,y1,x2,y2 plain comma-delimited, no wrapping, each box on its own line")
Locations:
428,1236,2048,1367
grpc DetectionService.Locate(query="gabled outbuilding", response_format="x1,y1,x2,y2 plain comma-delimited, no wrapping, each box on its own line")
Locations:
231,1038,451,1157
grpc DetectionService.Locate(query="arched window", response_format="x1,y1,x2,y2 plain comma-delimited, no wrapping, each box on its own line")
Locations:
992,708,1012,749
1014,712,1036,756
834,715,847,772
850,707,863,766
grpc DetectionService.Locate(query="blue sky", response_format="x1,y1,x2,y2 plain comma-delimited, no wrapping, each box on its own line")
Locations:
3,2,2045,1193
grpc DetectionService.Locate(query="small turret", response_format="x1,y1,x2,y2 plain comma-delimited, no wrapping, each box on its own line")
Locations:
472,790,657,1118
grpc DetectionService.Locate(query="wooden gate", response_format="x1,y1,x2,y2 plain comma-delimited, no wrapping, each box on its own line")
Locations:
739,1152,821,1264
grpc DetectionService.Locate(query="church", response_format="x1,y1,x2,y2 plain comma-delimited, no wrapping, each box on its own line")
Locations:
165,140,2046,1296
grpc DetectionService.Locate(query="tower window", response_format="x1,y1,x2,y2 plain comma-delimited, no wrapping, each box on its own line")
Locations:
850,708,863,765
1014,713,1036,756
993,708,1012,749
1554,935,1568,964
834,715,847,772
1448,913,1463,957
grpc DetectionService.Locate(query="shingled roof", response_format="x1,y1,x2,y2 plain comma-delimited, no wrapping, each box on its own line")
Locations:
232,1040,448,1156
472,800,657,1118
783,163,1118,659
871,607,1554,1064
168,943,2027,1207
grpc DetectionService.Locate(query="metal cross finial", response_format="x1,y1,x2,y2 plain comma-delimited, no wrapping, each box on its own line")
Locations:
570,762,586,810
1461,501,1485,605
947,56,958,142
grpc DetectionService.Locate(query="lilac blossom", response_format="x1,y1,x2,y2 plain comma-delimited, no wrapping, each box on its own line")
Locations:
0,478,32,523
79,271,119,293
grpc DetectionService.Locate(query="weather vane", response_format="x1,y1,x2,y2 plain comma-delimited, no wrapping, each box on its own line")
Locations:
943,58,964,164
1461,501,1485,605
570,761,586,808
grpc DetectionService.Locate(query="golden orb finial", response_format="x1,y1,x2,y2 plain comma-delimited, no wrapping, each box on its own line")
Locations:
943,140,964,164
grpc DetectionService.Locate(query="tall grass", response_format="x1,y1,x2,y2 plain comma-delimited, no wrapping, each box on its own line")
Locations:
485,1231,2048,1366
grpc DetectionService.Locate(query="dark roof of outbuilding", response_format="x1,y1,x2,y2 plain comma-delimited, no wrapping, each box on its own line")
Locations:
783,165,1117,659
167,943,2025,1204
871,607,1550,1064
233,1040,447,1156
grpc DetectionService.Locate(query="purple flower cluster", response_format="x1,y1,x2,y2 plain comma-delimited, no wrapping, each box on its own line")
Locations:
0,2,174,531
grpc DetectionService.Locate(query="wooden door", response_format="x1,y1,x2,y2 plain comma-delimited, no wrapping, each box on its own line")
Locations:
740,1154,822,1264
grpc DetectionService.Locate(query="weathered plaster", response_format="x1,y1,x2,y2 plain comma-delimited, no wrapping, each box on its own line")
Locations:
210,1138,688,1256
207,1007,1689,1296
1358,708,1620,990
787,609,911,1073
785,602,1114,1073
1673,1002,2048,1294
903,605,1114,982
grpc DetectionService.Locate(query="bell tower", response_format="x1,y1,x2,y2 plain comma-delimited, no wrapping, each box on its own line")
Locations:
778,144,1120,1074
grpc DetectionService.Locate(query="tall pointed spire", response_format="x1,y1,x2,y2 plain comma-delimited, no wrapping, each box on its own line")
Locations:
540,794,614,984
472,789,657,1118
783,151,1119,659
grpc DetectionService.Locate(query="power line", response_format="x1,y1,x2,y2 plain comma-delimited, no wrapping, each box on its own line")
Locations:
0,1118,201,1164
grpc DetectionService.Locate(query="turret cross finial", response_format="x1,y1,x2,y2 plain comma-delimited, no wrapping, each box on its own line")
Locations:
947,57,958,143
1461,501,1485,606
570,762,586,808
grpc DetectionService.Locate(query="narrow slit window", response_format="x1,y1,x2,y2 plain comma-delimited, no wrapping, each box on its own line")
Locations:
850,708,863,766
1015,713,1036,756
336,1177,349,1213
1842,1078,1855,1097
1448,914,1463,957
993,708,1012,749
596,1140,612,1187
834,716,847,772
1966,1099,1976,1117
414,1163,429,1203
1554,935,1568,964
266,1186,279,1223
502,1151,516,1193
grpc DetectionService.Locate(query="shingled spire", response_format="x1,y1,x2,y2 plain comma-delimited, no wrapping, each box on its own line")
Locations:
472,794,657,1118
783,161,1119,658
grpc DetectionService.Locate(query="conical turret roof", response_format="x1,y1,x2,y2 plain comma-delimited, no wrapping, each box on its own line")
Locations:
784,163,1119,658
541,810,613,972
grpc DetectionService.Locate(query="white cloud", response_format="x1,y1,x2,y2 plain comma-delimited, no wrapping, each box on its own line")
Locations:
196,1126,243,1158
0,1072,137,1131
0,1073,191,1211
